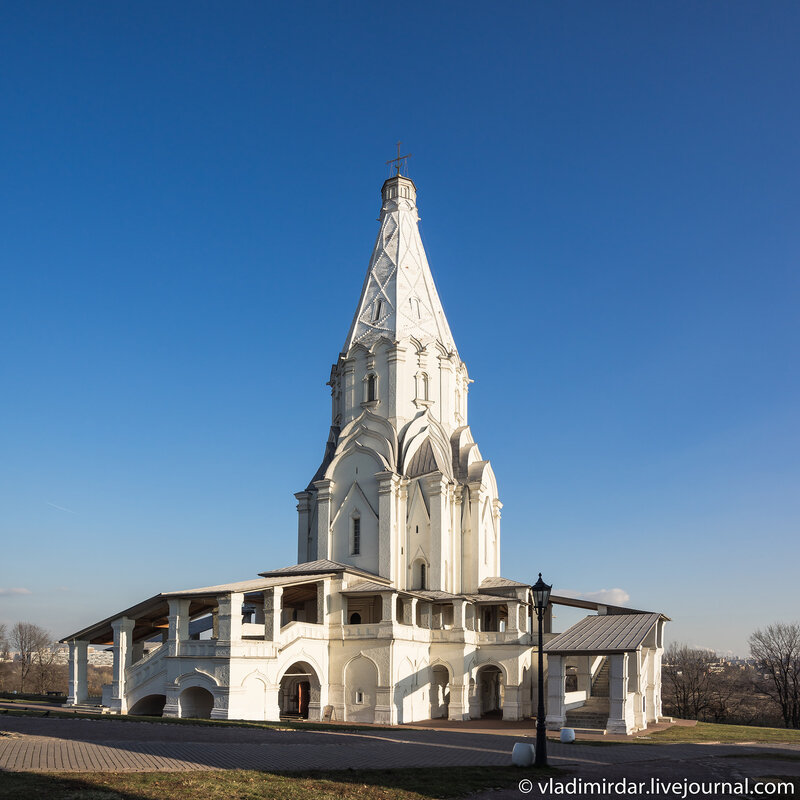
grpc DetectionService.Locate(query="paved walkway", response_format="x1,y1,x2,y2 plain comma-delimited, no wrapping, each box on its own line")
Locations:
1,715,799,777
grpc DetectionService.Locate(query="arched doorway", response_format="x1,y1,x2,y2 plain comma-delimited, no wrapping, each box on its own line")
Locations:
179,686,214,719
279,661,320,720
430,665,450,719
129,694,166,717
476,665,504,717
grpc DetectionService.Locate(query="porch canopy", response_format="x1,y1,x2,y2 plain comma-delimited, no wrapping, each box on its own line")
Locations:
544,612,669,656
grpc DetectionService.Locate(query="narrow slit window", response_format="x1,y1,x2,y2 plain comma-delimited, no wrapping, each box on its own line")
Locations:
367,374,376,402
372,300,383,322
352,517,361,555
420,562,426,590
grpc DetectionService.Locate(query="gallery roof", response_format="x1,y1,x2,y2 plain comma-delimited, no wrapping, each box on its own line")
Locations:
258,560,387,583
544,612,668,654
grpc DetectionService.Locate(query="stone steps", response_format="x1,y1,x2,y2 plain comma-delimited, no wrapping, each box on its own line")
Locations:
64,704,112,715
565,695,609,730
591,658,610,697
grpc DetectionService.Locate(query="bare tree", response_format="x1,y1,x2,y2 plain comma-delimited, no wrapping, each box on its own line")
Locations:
750,623,800,729
662,643,714,719
0,623,7,659
33,641,59,694
10,622,51,693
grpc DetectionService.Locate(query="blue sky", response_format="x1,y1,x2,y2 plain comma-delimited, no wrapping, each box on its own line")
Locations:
1,2,798,656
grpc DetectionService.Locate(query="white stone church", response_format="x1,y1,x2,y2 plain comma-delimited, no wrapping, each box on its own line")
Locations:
63,169,669,734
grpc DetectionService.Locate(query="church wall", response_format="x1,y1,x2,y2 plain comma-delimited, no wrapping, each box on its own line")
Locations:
328,452,380,573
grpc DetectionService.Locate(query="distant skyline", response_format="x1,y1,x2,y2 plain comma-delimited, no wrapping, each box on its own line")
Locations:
1,3,798,657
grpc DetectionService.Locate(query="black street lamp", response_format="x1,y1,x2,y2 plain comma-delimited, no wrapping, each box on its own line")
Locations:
531,572,552,768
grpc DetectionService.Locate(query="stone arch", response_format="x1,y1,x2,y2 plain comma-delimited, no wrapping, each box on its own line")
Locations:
128,694,166,717
179,686,214,719
411,556,428,590
429,660,452,720
343,654,380,723
395,657,417,724
278,660,321,720
475,662,506,718
174,669,219,691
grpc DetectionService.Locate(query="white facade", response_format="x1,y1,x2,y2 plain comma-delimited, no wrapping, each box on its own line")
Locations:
63,171,667,734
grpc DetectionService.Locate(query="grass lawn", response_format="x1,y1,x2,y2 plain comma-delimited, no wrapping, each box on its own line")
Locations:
0,766,559,800
644,722,800,744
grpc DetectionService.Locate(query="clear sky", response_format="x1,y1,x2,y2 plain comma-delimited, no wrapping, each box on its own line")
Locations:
1,2,798,657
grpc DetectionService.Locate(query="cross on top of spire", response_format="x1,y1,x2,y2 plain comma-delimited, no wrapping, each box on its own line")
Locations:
386,141,412,177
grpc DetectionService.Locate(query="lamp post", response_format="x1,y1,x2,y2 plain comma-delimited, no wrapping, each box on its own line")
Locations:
531,572,552,768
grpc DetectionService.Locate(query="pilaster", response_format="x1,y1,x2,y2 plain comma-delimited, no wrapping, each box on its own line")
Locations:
295,491,312,563
312,479,334,561
376,471,400,581
424,473,448,591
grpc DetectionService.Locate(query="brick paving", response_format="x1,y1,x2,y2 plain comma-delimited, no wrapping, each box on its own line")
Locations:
0,715,798,775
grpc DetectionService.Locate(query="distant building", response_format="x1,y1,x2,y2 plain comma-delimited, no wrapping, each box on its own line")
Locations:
62,168,668,734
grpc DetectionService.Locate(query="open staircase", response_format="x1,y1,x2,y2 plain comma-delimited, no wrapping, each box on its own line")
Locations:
564,657,610,730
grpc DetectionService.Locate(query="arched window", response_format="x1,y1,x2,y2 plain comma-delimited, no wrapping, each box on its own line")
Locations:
349,612,361,625
419,562,427,590
366,374,377,402
420,373,429,401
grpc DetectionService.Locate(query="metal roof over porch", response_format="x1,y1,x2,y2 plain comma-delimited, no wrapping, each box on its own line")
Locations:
544,612,667,654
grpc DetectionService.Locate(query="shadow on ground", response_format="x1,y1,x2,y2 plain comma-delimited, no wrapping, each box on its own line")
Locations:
0,766,559,800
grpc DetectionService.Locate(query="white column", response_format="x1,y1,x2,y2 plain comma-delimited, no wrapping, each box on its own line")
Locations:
400,597,413,625
381,591,397,624
316,580,326,625
67,640,89,705
507,601,519,633
217,592,244,642
606,653,630,735
409,597,419,627
264,586,283,640
167,598,190,657
448,674,470,721
452,598,466,630
545,653,566,730
419,601,432,629
326,578,344,627
110,617,134,713
503,684,521,721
